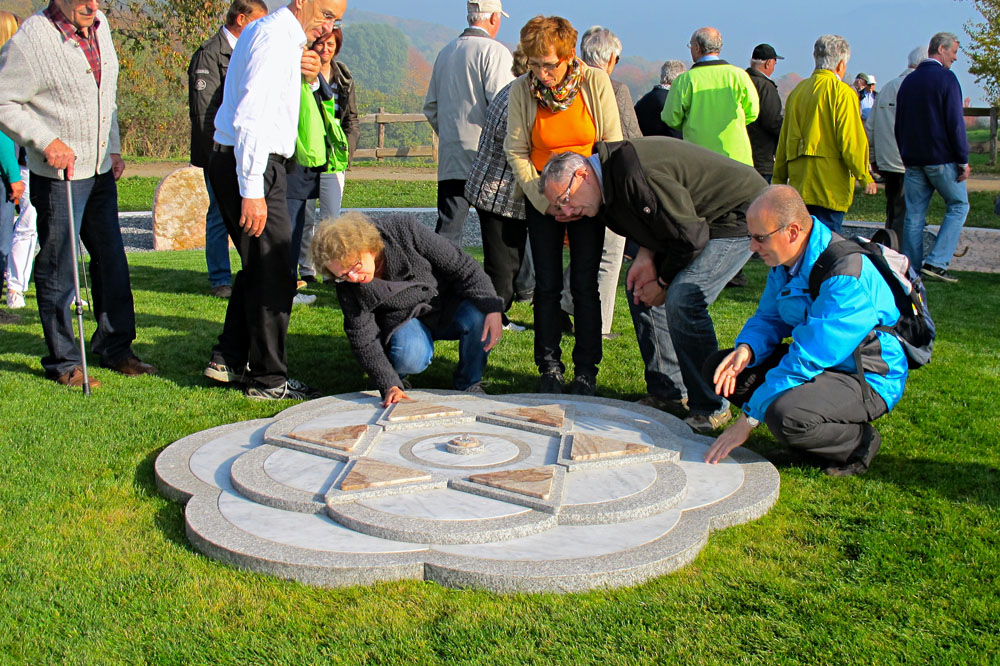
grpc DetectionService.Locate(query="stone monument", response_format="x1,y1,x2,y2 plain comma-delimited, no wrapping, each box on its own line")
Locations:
155,391,779,593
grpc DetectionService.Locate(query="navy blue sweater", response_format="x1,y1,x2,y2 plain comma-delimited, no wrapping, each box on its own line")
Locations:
894,60,969,166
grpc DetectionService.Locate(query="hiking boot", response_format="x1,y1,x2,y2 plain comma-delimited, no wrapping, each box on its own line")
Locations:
567,373,597,396
637,394,689,416
54,366,101,389
726,269,749,288
204,360,248,384
104,354,158,377
825,424,882,477
210,284,232,299
538,370,564,394
684,408,733,433
921,264,958,283
464,382,487,394
244,378,322,401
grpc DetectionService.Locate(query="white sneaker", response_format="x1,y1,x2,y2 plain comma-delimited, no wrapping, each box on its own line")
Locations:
503,321,525,332
292,293,317,306
6,290,25,309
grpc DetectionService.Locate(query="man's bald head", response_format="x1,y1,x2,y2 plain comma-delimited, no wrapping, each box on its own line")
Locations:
748,185,813,232
746,185,814,267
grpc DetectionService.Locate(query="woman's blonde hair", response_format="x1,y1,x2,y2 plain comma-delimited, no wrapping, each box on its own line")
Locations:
518,16,576,61
310,211,384,279
0,11,20,47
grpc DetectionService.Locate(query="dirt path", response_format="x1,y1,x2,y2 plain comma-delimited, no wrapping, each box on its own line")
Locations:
126,160,437,181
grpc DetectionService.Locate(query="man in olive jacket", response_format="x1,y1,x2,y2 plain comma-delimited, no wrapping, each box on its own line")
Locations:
540,138,767,433
188,0,266,298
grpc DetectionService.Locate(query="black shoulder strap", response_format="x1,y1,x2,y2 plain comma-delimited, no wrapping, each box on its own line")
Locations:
808,234,860,300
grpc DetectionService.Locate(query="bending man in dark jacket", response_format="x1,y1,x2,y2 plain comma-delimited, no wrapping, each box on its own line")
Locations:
540,138,767,432
311,212,504,405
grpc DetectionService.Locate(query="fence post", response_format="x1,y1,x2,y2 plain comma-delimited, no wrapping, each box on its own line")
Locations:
991,107,997,166
377,107,386,164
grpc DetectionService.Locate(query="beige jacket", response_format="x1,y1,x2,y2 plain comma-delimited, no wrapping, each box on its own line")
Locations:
504,66,623,212
0,10,120,180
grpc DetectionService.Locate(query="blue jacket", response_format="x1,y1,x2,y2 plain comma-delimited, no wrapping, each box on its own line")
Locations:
894,59,969,166
736,221,908,422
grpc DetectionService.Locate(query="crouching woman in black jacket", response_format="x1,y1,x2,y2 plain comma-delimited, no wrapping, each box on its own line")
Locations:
311,212,504,405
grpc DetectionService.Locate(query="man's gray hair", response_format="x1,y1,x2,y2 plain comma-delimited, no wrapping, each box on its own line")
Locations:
468,11,492,26
690,27,722,55
813,34,851,71
579,26,622,68
929,32,959,57
908,45,928,68
660,59,686,85
539,152,590,194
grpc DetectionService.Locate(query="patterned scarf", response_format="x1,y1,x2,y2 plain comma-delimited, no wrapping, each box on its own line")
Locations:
529,57,584,113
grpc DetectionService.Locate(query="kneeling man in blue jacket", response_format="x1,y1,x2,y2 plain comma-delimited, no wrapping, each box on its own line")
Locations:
704,185,907,476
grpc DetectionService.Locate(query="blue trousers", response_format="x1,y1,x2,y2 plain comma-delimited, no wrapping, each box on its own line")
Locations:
806,204,846,234
902,163,969,270
386,300,489,390
626,236,751,415
203,171,232,288
30,171,137,377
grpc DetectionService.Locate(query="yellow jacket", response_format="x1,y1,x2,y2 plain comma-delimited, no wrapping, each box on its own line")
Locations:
504,66,622,213
774,68,872,211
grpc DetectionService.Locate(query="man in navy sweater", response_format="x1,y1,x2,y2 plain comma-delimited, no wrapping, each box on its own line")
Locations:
894,31,970,283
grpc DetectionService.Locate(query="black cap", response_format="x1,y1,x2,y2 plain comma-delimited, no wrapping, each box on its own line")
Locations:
752,43,784,60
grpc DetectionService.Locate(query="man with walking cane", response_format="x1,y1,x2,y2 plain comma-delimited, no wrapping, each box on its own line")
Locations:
0,0,156,389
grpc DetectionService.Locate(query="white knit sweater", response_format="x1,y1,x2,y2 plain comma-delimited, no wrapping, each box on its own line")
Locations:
0,10,120,180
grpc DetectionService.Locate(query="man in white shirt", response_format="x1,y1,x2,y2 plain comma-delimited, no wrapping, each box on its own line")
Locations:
423,0,513,245
205,0,345,400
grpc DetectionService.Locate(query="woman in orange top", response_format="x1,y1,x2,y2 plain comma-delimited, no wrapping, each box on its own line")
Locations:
504,15,622,396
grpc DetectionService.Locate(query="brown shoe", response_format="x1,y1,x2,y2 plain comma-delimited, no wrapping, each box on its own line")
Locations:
55,366,101,389
210,284,232,299
106,354,158,376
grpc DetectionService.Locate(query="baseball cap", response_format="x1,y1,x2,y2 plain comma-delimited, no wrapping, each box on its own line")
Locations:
751,43,784,60
468,1,509,18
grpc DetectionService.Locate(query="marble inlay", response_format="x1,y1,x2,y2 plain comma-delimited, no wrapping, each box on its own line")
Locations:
340,458,433,491
468,466,555,500
287,424,368,452
569,432,650,461
387,401,464,422
492,404,565,428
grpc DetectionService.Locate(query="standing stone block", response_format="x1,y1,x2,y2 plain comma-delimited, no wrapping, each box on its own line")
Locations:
152,166,211,251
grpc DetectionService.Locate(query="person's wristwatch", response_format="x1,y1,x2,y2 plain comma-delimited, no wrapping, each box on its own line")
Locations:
745,414,760,429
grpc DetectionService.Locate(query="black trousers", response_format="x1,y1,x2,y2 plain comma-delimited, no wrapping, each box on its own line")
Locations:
435,179,471,245
476,207,527,312
704,346,887,463
526,198,604,378
208,150,296,388
884,171,906,234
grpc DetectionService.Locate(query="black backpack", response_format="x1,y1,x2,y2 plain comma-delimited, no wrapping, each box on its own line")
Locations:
808,232,935,369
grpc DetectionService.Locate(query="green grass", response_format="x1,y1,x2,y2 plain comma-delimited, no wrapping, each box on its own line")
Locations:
848,188,1000,230
1,250,998,664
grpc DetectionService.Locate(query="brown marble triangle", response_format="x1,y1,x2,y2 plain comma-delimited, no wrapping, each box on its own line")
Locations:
569,433,650,461
287,424,368,452
492,404,565,428
339,458,432,492
387,400,463,422
468,466,555,500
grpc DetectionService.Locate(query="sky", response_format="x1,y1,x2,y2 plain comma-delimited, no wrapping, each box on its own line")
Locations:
350,0,987,105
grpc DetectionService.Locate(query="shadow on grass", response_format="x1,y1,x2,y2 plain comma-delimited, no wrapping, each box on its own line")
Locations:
875,454,1000,507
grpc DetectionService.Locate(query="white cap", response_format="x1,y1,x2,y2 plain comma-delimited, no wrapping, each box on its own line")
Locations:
468,1,509,18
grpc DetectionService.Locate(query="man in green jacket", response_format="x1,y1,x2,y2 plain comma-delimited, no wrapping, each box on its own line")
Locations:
773,34,876,232
661,26,759,166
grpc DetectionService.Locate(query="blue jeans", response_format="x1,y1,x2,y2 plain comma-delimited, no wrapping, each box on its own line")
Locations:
203,172,232,288
626,236,752,415
806,205,845,234
30,171,137,377
386,300,489,390
902,163,970,270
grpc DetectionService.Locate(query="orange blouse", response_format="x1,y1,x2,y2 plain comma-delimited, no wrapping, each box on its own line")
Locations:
529,94,597,172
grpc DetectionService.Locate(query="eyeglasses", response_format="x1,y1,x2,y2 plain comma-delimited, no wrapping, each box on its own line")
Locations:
746,224,788,244
528,58,564,74
555,172,579,207
332,258,363,283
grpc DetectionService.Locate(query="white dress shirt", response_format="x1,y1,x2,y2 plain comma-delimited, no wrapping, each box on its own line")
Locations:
213,6,306,198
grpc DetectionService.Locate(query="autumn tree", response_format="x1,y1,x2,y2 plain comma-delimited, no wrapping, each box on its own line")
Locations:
965,0,1000,105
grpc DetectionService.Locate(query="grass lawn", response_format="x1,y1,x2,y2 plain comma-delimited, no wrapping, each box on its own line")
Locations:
1,250,998,664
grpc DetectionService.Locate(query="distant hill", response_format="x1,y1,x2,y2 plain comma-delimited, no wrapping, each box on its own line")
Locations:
0,0,42,18
344,9,457,66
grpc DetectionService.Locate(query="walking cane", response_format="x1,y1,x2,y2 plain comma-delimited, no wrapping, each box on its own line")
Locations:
64,172,91,395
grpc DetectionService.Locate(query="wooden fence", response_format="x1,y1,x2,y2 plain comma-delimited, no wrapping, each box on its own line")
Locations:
356,105,997,165
354,107,437,162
